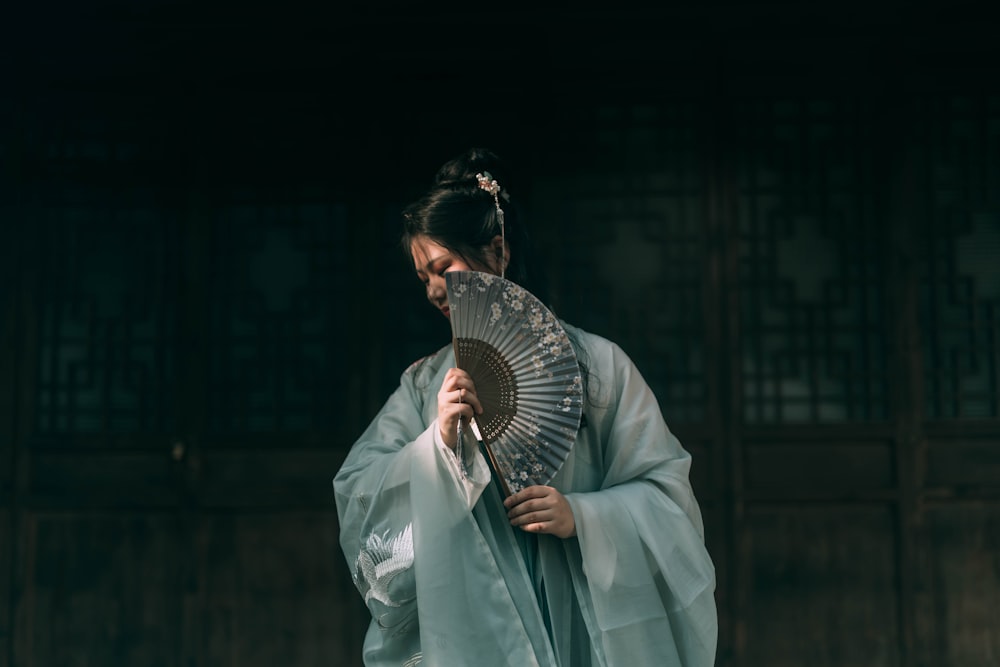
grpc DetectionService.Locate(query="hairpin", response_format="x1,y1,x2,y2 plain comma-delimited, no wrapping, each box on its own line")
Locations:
476,171,506,278
476,171,501,197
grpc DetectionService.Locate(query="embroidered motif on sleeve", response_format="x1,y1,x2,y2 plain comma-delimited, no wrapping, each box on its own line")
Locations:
404,355,429,375
354,523,415,608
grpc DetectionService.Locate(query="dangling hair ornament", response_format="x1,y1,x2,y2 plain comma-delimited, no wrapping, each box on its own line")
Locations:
476,171,506,278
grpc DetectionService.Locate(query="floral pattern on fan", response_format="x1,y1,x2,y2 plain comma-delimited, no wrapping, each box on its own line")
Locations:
446,271,584,494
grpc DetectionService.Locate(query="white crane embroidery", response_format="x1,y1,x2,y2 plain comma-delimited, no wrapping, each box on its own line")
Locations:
355,523,414,608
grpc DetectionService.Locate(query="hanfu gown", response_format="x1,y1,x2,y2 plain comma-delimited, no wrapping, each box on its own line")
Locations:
333,324,718,667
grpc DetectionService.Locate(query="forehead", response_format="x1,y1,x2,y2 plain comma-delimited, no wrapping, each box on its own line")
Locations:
410,236,450,269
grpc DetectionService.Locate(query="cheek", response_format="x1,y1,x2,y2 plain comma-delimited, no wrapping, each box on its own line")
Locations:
425,276,446,296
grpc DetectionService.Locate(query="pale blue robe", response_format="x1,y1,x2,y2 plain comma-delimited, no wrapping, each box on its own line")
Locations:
334,324,717,666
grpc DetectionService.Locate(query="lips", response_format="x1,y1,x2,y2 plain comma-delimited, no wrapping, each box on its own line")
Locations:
440,306,450,318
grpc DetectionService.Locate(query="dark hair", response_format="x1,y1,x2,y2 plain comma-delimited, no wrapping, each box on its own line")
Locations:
401,147,538,293
401,148,596,412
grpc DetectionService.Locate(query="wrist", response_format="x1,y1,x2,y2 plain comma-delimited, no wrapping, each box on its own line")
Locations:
435,421,457,450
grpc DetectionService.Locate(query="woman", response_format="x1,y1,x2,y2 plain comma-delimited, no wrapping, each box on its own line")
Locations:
333,148,717,666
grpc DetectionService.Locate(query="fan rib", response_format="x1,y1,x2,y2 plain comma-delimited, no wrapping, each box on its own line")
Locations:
446,271,583,492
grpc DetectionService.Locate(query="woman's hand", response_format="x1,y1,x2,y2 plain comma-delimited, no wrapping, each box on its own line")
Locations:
503,486,577,538
437,368,482,449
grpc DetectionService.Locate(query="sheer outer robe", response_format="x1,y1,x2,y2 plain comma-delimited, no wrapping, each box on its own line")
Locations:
333,325,717,666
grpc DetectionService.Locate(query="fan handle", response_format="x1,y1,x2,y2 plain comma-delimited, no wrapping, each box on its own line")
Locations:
475,431,512,499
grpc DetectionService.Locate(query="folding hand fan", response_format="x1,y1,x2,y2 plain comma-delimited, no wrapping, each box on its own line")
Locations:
445,270,584,496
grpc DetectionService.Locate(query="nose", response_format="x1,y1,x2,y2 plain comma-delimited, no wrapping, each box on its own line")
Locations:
426,276,446,304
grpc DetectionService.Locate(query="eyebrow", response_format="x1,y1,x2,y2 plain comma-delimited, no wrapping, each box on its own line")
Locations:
417,253,450,273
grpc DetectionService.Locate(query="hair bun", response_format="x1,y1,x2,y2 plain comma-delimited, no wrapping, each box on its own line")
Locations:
433,147,507,190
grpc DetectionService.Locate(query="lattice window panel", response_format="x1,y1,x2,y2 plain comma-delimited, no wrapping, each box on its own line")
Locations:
736,99,889,423
543,103,708,423
207,200,347,433
34,202,179,433
919,95,1000,419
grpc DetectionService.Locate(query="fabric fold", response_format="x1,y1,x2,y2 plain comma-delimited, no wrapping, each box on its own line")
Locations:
334,325,718,666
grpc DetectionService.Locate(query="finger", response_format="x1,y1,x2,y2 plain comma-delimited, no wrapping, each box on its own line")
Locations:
510,508,548,526
441,380,484,413
512,498,559,520
447,373,479,394
447,402,476,423
504,489,529,509
440,389,465,408
450,388,483,415
464,393,483,415
445,368,475,389
505,486,549,508
452,380,483,410
506,498,543,519
514,514,554,533
439,372,461,396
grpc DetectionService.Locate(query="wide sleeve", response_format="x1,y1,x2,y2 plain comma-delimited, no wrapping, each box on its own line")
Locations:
564,341,718,667
332,369,432,636
333,360,498,664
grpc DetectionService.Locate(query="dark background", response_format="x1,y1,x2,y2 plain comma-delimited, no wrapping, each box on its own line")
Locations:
2,2,999,666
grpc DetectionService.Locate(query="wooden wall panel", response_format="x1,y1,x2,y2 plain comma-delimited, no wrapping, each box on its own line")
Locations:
913,505,1000,667
184,512,366,667
917,95,1000,421
2,181,17,667
683,439,716,504
200,207,360,436
745,439,896,499
193,449,346,509
24,451,184,509
732,97,890,425
700,504,731,666
744,506,899,667
535,101,712,426
0,220,11,502
14,513,189,667
925,440,1000,492
0,515,9,667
